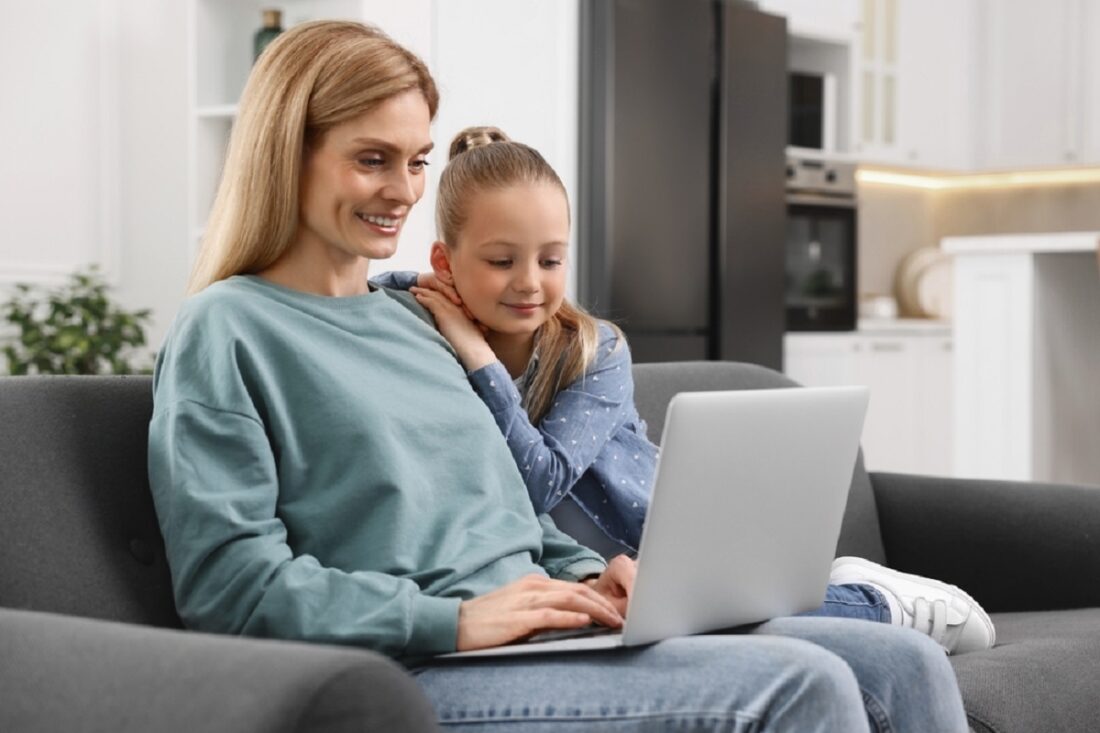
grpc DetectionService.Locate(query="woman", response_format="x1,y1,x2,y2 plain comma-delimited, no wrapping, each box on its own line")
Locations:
148,20,968,731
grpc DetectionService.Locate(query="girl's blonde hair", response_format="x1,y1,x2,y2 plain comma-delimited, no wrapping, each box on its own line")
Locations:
188,21,439,294
438,126,622,424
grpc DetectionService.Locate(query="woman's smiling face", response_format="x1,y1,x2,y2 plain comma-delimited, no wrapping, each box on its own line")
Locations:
445,182,571,338
294,89,434,265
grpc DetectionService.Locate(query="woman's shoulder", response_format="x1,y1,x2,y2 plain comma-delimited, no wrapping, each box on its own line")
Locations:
170,277,266,337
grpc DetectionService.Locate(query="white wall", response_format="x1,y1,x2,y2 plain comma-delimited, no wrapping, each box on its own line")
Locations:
0,0,120,284
0,0,580,361
1,0,191,356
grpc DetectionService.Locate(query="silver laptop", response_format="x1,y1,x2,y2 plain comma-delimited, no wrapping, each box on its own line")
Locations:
441,386,870,659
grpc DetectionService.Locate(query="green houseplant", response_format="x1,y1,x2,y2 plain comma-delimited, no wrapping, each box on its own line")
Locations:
1,267,152,375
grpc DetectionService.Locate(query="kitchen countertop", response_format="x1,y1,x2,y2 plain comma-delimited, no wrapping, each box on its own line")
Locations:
941,231,1100,255
858,318,951,334
786,319,952,336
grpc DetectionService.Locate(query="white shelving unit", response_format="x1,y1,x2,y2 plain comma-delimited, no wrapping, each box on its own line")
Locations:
185,0,581,286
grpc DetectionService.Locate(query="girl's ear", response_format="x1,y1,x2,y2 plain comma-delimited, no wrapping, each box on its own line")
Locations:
430,241,455,284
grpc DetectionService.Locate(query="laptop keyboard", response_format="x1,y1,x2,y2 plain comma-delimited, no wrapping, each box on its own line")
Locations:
525,624,619,644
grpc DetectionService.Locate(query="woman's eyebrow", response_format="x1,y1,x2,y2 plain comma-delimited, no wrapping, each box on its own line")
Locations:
348,138,434,154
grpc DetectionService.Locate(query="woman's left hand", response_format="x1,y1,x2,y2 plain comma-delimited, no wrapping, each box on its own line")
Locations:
583,554,636,618
411,286,497,372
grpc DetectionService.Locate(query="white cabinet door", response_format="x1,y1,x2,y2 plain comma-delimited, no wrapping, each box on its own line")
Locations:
893,0,976,169
1079,0,1100,164
784,332,952,475
951,254,1035,480
850,337,921,473
978,0,1076,169
784,333,861,387
914,336,954,476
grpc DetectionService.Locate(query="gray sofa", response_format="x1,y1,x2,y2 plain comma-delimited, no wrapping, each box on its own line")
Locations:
2,363,1099,732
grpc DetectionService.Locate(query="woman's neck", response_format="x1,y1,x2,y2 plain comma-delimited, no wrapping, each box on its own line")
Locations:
485,331,537,379
258,239,371,297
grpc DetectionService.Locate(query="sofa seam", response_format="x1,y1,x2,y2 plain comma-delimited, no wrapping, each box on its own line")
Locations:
966,710,1002,733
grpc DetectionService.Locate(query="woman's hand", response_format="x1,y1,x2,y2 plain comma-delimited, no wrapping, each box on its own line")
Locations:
456,574,625,651
411,286,497,372
583,555,636,617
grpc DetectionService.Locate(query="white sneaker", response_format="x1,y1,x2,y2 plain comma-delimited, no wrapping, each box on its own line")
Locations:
830,556,996,655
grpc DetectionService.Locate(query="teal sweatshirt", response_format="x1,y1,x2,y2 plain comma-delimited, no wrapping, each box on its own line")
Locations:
147,275,606,662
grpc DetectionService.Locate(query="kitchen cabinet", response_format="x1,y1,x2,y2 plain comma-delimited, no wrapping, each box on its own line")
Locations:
1081,1,1100,164
783,327,953,476
943,232,1100,486
852,0,975,169
976,0,1087,169
891,0,976,169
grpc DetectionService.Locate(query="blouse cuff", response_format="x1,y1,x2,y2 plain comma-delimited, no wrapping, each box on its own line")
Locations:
467,361,522,414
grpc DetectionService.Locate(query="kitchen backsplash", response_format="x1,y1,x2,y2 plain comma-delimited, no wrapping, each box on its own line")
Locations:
858,181,1100,300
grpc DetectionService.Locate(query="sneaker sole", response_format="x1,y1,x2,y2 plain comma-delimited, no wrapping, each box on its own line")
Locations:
831,556,996,649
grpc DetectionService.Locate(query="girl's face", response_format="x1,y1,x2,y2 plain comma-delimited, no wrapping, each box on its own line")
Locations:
295,89,433,265
445,183,570,339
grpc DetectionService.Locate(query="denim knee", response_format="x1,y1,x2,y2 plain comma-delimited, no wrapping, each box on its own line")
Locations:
752,637,870,733
861,626,968,732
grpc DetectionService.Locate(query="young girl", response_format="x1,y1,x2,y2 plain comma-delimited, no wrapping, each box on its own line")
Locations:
381,125,996,656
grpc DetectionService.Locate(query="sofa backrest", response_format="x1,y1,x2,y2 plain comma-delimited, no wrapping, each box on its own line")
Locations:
631,362,888,564
0,376,181,628
0,364,887,629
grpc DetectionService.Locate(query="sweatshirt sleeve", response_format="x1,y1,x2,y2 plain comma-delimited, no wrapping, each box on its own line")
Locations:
467,327,635,514
537,514,608,581
368,270,419,291
148,398,460,659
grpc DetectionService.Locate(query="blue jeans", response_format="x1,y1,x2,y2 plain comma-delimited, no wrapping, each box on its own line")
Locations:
804,583,892,622
412,616,967,732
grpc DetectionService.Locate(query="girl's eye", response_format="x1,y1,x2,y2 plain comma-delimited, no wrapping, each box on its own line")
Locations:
487,259,512,268
541,259,564,269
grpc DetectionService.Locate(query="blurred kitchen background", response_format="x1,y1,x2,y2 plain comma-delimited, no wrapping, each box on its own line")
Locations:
2,0,1098,485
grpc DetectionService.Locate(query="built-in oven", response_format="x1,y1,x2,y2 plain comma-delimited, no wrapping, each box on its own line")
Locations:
784,156,858,331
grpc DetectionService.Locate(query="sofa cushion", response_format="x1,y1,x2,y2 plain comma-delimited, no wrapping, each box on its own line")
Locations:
0,376,179,628
632,362,888,564
952,609,1100,733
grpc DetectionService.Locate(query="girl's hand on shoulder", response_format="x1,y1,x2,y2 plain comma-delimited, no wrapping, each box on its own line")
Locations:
414,272,463,307
456,574,624,651
411,286,497,372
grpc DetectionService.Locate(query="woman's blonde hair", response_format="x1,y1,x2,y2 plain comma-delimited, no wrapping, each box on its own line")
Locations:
438,126,622,424
188,21,439,294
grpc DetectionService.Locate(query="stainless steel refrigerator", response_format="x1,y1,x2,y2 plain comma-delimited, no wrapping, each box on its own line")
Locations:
578,0,788,370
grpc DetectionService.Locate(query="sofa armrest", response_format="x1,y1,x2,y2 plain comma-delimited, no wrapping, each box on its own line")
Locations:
0,608,439,733
869,472,1100,613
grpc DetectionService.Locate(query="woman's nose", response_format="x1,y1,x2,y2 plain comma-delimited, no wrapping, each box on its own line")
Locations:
383,168,419,205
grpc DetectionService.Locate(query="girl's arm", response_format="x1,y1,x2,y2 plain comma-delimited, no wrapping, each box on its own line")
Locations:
367,270,418,290
467,326,637,514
